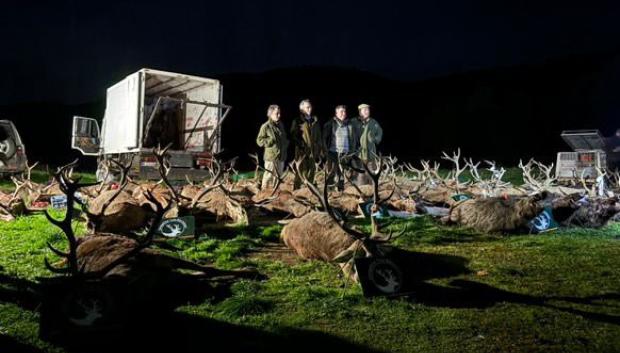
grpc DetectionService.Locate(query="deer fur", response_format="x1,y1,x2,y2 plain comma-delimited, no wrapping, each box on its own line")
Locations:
282,211,356,261
442,193,548,233
281,158,405,282
86,188,153,233
46,161,259,282
66,234,255,279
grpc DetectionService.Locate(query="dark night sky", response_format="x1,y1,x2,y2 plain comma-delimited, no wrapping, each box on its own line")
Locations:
2,1,620,104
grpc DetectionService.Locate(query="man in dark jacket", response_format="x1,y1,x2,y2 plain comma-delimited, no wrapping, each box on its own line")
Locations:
256,105,289,188
290,99,324,189
323,105,359,191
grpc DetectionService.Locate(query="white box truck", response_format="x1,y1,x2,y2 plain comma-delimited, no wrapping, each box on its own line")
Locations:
72,68,231,180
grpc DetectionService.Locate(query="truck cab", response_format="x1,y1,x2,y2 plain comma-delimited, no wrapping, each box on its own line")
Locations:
72,68,231,181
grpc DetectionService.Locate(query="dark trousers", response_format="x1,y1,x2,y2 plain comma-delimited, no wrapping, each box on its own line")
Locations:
327,151,348,191
293,156,316,189
356,159,378,186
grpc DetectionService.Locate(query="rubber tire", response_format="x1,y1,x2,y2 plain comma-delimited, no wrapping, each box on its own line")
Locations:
0,138,16,160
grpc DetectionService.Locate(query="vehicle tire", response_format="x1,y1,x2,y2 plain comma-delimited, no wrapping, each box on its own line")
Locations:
0,138,16,160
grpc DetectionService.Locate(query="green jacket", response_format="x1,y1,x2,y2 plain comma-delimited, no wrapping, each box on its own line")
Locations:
355,117,383,160
290,114,324,161
256,119,289,162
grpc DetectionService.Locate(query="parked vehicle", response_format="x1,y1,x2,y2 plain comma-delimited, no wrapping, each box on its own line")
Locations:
72,68,231,181
0,120,28,176
555,129,607,183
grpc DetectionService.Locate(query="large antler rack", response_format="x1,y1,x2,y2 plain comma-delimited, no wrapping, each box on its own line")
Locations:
190,157,226,209
45,160,171,278
152,144,191,203
344,155,402,239
441,148,469,193
44,160,100,276
249,153,289,198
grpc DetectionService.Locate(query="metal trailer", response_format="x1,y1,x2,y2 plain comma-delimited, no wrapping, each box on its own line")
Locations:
71,68,231,181
555,129,607,183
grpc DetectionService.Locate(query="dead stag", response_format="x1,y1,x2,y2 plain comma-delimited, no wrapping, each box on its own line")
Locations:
45,162,258,280
281,160,406,282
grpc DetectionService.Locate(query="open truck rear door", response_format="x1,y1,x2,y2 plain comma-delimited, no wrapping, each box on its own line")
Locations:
101,73,141,153
72,116,101,156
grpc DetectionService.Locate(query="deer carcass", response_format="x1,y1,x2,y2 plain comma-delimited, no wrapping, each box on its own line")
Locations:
46,163,258,281
84,160,153,234
181,184,249,225
442,193,549,233
282,160,404,282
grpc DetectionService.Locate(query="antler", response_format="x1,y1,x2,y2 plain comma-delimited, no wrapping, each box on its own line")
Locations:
420,160,443,187
532,160,556,187
441,148,469,192
190,158,225,209
464,158,482,183
519,159,556,193
292,157,405,248
249,153,288,196
403,162,423,181
10,161,40,202
94,159,133,214
289,160,366,242
152,143,189,203
45,160,100,276
484,160,509,187
87,190,171,278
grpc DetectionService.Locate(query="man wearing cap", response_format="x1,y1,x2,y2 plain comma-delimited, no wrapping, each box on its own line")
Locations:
355,103,383,185
323,105,359,191
290,99,325,189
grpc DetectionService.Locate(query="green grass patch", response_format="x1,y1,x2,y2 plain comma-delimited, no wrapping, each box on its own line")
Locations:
1,169,620,352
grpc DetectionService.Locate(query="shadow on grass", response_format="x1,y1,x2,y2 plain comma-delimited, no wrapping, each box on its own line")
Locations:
118,311,383,353
0,335,45,353
389,247,472,281
0,272,40,311
380,248,620,327
0,269,381,353
408,279,620,326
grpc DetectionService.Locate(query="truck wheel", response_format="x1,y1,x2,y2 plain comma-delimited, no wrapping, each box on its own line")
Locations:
0,138,16,160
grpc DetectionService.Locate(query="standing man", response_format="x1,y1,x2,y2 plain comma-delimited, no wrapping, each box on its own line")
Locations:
290,99,324,189
355,103,383,185
323,105,359,191
256,105,289,188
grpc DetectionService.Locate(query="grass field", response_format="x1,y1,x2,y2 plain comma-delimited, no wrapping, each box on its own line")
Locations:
0,170,619,352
